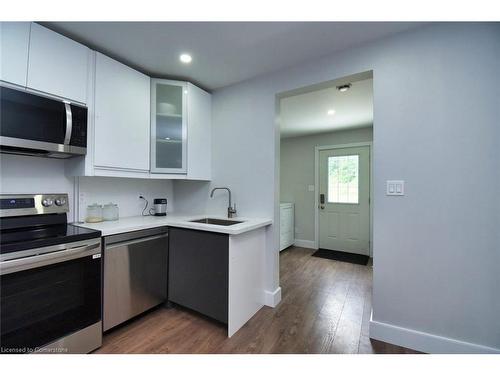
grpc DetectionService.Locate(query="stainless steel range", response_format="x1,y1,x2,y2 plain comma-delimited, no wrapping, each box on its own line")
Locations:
0,194,102,354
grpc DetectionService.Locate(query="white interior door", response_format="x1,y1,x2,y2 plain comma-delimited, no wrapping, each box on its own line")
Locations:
319,146,370,255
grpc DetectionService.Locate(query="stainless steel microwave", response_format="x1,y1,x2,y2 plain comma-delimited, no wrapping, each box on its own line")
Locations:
0,85,88,158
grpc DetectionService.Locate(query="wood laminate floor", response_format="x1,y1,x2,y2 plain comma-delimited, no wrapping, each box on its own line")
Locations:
95,246,419,354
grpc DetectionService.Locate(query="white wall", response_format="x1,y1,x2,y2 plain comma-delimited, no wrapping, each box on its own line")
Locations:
280,127,373,243
198,23,500,352
173,180,211,214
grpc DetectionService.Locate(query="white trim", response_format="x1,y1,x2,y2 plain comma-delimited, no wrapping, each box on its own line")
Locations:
314,142,373,152
314,142,373,256
369,316,500,354
263,287,282,307
294,239,317,249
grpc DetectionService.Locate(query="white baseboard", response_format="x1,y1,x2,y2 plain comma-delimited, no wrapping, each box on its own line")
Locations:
294,239,316,249
263,287,282,307
369,314,500,354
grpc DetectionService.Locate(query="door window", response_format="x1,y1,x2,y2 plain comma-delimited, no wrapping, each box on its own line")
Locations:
327,155,359,204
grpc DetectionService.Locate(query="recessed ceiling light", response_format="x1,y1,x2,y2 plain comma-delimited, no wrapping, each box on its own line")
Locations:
337,83,352,92
179,54,192,64
327,109,336,116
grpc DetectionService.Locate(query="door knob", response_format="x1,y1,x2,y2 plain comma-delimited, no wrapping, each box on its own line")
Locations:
320,193,325,209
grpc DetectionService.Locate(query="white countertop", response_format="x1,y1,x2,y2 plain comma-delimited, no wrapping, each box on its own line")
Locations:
73,214,272,237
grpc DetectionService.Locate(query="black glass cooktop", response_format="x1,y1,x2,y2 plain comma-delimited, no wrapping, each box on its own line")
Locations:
0,223,101,255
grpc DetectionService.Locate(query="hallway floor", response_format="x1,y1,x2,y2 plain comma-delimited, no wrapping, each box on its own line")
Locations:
95,246,419,354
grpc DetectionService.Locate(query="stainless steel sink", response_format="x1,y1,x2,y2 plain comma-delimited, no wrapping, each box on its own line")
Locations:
190,218,243,226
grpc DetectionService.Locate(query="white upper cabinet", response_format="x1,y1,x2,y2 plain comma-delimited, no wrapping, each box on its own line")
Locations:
150,79,212,178
27,23,90,104
0,22,30,87
187,83,212,180
94,52,150,172
150,79,188,174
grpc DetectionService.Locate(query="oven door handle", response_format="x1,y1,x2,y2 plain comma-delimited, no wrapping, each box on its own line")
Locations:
0,242,101,275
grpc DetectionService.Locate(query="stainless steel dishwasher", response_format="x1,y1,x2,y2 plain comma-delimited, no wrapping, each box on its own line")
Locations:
103,227,168,331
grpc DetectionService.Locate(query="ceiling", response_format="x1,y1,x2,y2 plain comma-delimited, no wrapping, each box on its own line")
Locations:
42,22,424,90
280,77,373,138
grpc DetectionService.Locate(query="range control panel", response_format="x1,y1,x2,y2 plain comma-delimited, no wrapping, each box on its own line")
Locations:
0,194,69,217
0,197,35,210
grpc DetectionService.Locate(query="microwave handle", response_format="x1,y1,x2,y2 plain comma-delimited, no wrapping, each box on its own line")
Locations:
63,102,72,145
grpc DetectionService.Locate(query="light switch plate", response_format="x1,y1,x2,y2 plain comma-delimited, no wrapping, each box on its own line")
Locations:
308,185,315,192
387,180,405,196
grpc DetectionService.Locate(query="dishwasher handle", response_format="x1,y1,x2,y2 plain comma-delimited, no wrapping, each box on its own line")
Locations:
105,233,168,249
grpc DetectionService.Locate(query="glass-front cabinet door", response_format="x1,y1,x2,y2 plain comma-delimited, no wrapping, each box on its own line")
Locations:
151,79,187,173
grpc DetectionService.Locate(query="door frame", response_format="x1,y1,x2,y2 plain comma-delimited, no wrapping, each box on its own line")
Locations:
314,142,373,256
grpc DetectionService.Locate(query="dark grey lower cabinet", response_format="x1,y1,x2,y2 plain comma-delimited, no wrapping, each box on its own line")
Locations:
168,227,228,324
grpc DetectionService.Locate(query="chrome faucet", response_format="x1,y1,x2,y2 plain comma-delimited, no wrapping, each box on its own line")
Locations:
210,187,237,218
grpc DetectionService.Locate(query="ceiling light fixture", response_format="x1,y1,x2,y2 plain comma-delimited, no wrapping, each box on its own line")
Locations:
337,83,352,92
327,109,336,115
179,54,192,64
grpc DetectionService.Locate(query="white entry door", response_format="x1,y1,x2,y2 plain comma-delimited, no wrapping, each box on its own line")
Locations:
319,146,370,255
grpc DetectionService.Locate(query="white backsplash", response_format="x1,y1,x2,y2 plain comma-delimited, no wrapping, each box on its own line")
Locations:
0,154,76,220
77,177,174,222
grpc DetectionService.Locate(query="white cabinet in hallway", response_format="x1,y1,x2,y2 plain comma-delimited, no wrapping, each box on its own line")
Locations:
27,23,90,104
94,52,151,173
0,22,30,87
280,203,294,251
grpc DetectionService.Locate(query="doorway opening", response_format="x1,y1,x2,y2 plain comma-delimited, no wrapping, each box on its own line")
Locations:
277,71,373,264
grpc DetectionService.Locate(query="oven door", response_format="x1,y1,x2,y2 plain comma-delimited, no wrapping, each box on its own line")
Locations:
0,85,87,158
0,238,102,354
